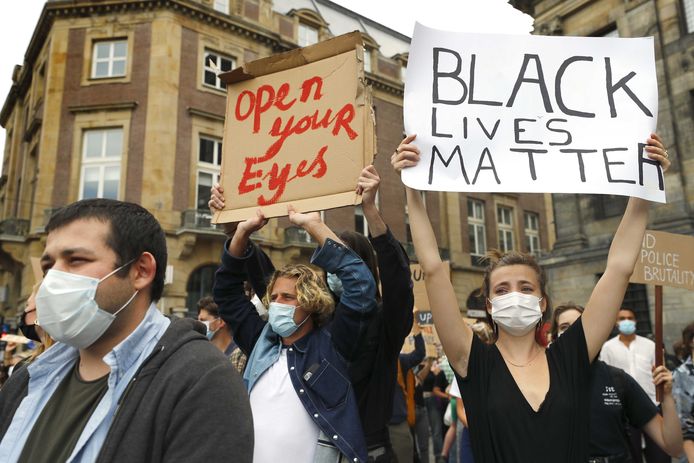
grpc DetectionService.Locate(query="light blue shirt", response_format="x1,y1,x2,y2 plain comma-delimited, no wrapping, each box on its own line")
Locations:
0,304,170,462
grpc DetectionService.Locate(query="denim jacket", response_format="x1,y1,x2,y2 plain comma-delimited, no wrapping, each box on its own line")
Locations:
214,238,377,463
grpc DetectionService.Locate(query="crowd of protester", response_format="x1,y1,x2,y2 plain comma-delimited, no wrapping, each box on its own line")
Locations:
0,132,692,463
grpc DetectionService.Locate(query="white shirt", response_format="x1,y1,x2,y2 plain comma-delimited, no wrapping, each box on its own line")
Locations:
250,348,319,463
600,335,656,404
449,377,461,399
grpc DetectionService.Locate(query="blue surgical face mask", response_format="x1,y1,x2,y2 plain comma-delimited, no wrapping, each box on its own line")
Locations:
201,319,219,340
326,272,343,298
268,302,310,338
618,319,636,335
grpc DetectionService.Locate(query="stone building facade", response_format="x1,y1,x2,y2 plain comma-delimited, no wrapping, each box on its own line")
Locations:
534,0,694,348
0,0,550,322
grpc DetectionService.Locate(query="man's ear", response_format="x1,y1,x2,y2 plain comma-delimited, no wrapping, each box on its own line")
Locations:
131,252,156,292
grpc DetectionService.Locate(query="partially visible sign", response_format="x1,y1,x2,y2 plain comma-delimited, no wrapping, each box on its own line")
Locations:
631,230,694,290
411,261,451,312
417,310,433,325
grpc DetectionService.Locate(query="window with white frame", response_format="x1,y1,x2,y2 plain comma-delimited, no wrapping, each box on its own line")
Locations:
524,211,541,255
468,199,486,261
91,40,127,79
197,136,222,210
684,0,694,33
203,50,235,90
213,0,229,13
80,128,123,200
497,206,514,252
298,23,319,47
363,48,372,73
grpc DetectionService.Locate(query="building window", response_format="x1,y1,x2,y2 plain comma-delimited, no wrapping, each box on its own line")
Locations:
497,206,514,252
186,264,217,316
596,276,652,336
355,205,367,235
684,0,694,33
80,128,123,200
203,50,235,90
197,136,222,210
91,40,127,79
298,23,319,47
524,212,541,255
213,0,229,14
363,48,372,73
468,199,486,266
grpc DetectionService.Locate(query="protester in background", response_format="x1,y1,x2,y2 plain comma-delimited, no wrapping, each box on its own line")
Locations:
390,322,425,463
211,164,416,462
0,199,253,462
214,205,377,463
600,308,671,462
422,361,446,460
392,133,670,462
553,303,683,461
673,321,694,462
414,358,434,463
197,296,247,374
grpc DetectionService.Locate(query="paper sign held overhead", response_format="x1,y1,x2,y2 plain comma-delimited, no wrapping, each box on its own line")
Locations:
403,23,664,202
631,230,694,291
213,32,376,223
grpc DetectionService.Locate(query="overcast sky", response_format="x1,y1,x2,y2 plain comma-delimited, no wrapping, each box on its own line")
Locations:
0,1,531,169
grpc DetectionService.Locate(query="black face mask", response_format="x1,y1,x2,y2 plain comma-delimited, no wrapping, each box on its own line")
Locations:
18,313,41,342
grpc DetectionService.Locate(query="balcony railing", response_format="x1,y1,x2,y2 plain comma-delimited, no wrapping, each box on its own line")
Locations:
180,209,222,233
284,226,314,246
402,242,450,262
0,218,29,237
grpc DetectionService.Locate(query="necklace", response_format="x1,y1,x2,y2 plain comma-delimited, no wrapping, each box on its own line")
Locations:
499,345,544,368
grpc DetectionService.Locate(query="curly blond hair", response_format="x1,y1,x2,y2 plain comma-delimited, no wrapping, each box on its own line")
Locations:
263,264,335,327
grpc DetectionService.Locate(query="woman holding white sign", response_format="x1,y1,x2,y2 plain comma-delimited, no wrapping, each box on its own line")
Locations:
391,133,670,463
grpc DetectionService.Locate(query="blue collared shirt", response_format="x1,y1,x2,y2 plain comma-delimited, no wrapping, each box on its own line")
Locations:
0,304,170,462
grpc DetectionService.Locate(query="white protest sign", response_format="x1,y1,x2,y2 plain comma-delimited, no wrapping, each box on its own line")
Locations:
403,23,664,202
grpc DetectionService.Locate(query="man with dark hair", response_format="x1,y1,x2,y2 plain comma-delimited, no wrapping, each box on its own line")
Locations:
601,307,669,463
0,199,253,462
197,296,247,373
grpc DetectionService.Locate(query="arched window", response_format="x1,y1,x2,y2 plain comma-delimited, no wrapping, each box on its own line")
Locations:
186,264,217,317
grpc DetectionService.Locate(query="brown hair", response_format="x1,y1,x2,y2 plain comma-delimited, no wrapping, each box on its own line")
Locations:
550,302,585,341
263,264,335,327
481,249,552,334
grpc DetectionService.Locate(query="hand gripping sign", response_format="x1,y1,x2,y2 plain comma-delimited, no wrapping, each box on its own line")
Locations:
213,32,376,223
403,23,664,202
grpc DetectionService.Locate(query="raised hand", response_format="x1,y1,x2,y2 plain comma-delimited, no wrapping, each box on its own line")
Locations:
645,133,670,172
209,183,240,237
356,165,380,208
391,134,420,173
287,205,321,228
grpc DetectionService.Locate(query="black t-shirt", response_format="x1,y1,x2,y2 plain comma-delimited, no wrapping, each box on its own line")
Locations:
422,371,436,392
18,360,109,463
434,370,449,392
456,317,591,463
589,360,658,457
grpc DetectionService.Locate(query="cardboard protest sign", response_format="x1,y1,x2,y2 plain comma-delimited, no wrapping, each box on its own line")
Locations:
213,32,376,223
411,261,451,312
403,23,664,202
631,230,694,290
401,325,440,358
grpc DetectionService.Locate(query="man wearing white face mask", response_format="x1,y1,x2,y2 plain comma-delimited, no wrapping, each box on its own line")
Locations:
197,296,247,374
0,199,253,463
214,205,378,463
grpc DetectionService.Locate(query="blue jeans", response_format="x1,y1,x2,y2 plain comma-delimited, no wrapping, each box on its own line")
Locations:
414,405,430,463
424,397,443,457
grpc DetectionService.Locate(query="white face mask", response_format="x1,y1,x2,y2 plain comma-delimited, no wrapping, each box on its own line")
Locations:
35,262,138,349
489,292,543,337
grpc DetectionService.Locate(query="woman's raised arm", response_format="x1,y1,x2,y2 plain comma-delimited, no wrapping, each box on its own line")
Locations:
582,133,670,360
393,135,474,376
